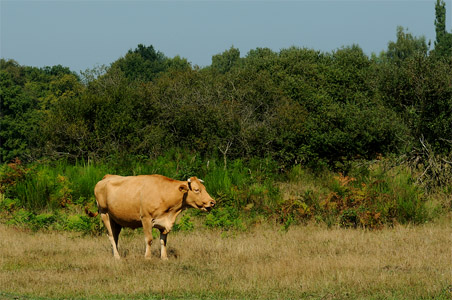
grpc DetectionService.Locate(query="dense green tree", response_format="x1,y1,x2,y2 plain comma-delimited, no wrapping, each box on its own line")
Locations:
2,4,450,168
42,67,162,160
378,26,452,153
211,46,242,73
42,64,76,77
0,59,84,162
378,27,429,119
0,65,34,161
385,26,428,63
434,0,452,58
110,44,190,82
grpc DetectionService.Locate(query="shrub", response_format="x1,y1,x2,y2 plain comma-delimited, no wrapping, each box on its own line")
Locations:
0,155,444,233
324,165,429,227
64,214,99,233
0,158,30,196
173,214,194,232
204,207,245,230
7,209,34,226
32,213,57,230
0,197,20,212
279,160,433,229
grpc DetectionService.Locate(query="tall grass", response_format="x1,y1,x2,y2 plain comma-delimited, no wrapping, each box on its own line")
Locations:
14,173,52,210
65,161,110,202
0,221,450,299
278,160,439,228
0,153,447,232
10,161,109,210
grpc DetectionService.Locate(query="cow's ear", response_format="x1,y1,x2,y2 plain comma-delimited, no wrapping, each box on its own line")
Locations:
179,184,189,193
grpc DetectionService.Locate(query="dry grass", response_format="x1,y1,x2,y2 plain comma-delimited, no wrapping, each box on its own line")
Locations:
1,218,451,299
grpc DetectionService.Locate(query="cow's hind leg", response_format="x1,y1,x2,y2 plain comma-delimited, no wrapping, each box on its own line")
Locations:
111,219,122,255
101,213,121,259
142,216,153,259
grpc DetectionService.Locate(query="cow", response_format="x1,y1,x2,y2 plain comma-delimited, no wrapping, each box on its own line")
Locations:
93,174,215,259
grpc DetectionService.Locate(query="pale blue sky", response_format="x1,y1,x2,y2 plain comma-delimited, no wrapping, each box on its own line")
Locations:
1,0,450,73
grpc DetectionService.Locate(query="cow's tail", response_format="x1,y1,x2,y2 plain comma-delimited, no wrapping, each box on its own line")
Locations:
86,175,111,217
86,175,108,218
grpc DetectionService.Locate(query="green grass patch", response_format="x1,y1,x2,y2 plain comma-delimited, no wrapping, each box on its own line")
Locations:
0,153,449,233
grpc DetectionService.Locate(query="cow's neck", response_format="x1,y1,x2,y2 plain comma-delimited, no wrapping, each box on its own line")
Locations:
165,193,187,214
153,196,186,234
181,192,189,209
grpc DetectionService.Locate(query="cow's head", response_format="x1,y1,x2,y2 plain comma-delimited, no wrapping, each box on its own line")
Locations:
180,177,215,212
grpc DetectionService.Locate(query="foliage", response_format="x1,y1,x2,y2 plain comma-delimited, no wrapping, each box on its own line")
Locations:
0,156,444,233
2,2,451,167
325,169,427,228
3,207,101,233
173,215,194,232
0,156,276,232
204,206,245,230
0,59,82,163
211,46,242,73
1,42,417,168
63,214,100,233
434,0,452,58
0,158,29,195
33,212,57,230
385,26,428,63
278,160,434,229
377,28,452,154
110,44,190,82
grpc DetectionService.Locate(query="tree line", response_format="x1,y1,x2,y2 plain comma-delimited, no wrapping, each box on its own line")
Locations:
1,0,451,170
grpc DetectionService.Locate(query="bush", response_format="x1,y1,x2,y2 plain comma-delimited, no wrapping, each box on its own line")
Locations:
173,214,194,232
320,163,429,227
0,197,20,212
32,213,57,230
0,155,446,233
64,214,100,234
0,158,30,197
7,209,34,226
278,160,434,229
204,207,245,230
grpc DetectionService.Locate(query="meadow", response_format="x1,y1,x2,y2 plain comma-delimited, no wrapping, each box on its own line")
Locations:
1,217,451,300
1,153,450,299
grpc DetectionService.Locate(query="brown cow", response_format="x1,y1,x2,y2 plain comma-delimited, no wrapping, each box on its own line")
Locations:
93,174,215,259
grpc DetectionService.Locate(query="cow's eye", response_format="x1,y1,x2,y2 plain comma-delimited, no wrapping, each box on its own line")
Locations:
194,188,200,193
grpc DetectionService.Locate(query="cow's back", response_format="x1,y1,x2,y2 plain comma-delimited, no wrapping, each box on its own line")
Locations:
94,175,144,228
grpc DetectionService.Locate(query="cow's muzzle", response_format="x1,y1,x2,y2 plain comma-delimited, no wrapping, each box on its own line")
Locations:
205,201,215,212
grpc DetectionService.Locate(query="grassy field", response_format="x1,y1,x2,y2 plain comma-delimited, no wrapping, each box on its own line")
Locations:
1,217,451,300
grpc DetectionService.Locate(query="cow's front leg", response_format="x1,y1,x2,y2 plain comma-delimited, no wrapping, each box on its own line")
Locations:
141,216,153,259
159,231,168,260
